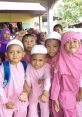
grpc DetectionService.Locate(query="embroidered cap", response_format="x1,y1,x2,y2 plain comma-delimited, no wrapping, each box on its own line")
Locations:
46,31,61,41
6,39,24,50
31,45,47,55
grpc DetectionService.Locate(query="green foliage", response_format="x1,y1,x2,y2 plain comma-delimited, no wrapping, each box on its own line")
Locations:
54,0,82,27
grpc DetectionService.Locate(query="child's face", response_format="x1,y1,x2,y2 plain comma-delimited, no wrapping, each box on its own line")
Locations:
31,54,46,69
46,39,60,57
64,38,80,54
6,45,25,64
40,32,46,41
3,31,10,40
54,27,62,35
23,36,36,53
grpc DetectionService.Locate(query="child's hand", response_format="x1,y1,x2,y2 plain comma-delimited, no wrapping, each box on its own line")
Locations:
5,101,14,109
19,92,28,102
76,90,82,101
38,90,49,102
54,100,60,112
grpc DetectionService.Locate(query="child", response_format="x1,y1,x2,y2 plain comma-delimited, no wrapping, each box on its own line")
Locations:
37,32,46,45
21,45,51,117
0,28,10,62
0,39,28,117
45,31,61,116
53,24,63,35
22,34,37,63
51,31,82,117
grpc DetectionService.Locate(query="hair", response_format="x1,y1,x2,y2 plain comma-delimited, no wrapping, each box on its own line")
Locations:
45,39,61,47
53,24,63,31
22,34,37,42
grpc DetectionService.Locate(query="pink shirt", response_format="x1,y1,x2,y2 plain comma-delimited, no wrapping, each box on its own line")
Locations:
26,63,51,102
47,54,59,81
0,62,25,106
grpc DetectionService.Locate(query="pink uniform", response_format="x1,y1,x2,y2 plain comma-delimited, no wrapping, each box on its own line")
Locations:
26,63,51,117
48,54,63,117
0,62,28,117
51,31,82,117
76,74,82,117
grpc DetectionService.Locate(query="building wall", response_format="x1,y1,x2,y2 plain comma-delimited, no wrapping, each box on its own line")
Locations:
0,13,34,29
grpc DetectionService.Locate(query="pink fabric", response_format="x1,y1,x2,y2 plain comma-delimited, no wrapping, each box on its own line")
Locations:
47,54,59,82
47,54,59,116
0,62,28,117
76,100,82,117
59,31,82,80
26,63,51,117
51,31,82,117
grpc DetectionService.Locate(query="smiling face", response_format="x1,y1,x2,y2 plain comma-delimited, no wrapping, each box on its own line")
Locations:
6,44,25,65
45,39,60,57
64,38,80,54
31,54,46,69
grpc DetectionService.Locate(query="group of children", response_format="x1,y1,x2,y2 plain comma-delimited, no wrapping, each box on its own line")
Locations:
0,26,82,117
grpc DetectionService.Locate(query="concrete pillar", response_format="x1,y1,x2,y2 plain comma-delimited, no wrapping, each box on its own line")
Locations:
39,15,42,32
47,7,53,34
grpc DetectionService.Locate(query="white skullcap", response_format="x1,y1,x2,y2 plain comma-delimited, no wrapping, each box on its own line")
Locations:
31,45,47,55
6,39,24,50
46,31,61,41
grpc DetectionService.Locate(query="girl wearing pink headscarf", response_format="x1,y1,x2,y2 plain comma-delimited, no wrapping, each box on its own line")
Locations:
51,31,82,117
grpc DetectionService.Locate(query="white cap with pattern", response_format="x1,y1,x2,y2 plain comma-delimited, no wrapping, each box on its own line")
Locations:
46,31,61,41
31,45,47,55
6,39,24,50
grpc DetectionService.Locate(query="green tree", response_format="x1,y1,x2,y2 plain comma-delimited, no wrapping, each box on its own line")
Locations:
54,0,82,27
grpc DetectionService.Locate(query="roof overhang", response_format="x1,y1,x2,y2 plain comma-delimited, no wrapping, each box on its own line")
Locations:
0,1,46,15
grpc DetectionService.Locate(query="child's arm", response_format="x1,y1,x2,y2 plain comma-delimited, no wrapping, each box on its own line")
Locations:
39,64,51,102
54,100,60,112
50,70,60,101
19,80,31,102
0,66,14,109
19,65,31,102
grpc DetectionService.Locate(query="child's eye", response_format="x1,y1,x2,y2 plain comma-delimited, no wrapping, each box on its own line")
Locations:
39,59,42,62
74,40,77,43
54,46,57,47
17,51,22,53
9,51,14,54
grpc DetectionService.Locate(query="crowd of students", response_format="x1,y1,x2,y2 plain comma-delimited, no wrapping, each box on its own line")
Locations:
0,24,82,117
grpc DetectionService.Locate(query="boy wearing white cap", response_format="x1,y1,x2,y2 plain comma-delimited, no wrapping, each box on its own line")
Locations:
21,45,51,117
0,39,28,117
45,32,61,117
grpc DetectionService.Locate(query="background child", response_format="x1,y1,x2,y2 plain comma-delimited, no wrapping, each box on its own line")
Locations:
45,31,61,117
0,28,11,62
51,31,82,117
0,39,28,117
22,45,51,117
37,32,46,45
22,34,37,63
53,24,63,35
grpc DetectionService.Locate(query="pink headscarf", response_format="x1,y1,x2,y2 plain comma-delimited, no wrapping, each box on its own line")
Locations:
59,31,82,79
